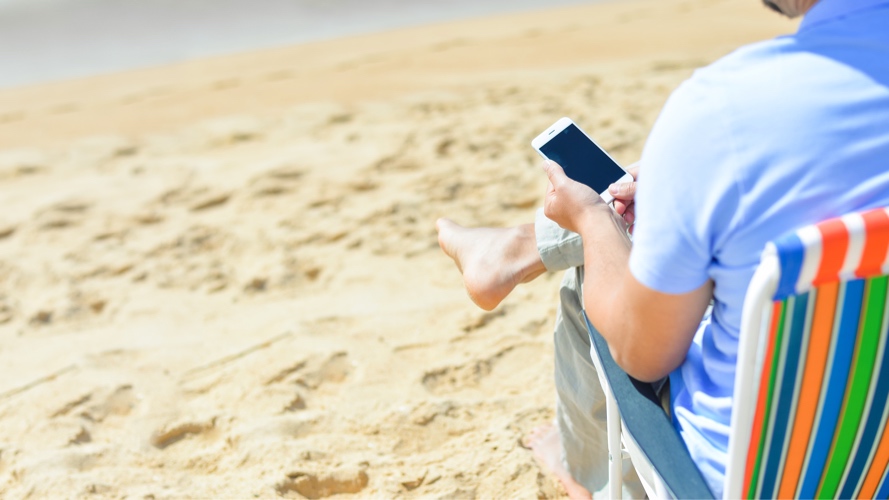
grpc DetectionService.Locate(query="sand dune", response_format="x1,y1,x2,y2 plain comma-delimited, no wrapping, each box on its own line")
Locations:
0,0,794,497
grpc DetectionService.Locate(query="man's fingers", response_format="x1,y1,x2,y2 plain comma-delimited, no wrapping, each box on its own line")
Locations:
608,179,636,200
614,199,628,216
623,205,636,226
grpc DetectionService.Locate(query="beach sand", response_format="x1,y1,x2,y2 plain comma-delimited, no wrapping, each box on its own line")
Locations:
0,0,794,497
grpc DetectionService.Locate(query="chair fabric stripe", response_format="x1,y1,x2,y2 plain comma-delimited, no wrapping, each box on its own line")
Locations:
744,301,786,498
778,282,839,498
882,207,889,275
758,293,810,498
858,293,889,498
858,208,889,278
735,208,889,500
814,218,850,286
840,213,867,281
775,232,805,300
860,418,889,499
798,279,866,498
842,281,889,498
877,463,889,499
818,277,887,497
795,282,847,498
796,225,823,296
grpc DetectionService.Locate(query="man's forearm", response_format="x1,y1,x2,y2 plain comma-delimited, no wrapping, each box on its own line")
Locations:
576,205,638,371
540,159,708,381
576,204,711,382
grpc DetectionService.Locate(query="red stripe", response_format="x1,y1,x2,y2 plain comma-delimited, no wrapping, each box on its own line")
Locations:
814,219,849,286
744,301,784,497
856,208,889,278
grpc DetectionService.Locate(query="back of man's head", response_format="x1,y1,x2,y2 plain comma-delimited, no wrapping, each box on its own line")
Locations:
762,0,819,17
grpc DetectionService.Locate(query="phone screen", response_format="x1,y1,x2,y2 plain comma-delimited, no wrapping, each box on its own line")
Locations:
539,124,625,193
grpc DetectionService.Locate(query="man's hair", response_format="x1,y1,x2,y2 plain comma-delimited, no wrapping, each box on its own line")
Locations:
762,0,785,14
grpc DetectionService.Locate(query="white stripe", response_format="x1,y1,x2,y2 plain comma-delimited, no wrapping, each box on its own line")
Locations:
841,213,866,281
882,208,889,275
796,225,823,295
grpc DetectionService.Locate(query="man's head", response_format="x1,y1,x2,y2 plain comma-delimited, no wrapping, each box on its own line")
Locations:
762,0,819,17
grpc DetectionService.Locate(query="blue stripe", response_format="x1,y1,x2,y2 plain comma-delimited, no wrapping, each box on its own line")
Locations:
877,465,889,499
799,279,866,498
759,293,809,497
839,293,889,498
774,232,805,300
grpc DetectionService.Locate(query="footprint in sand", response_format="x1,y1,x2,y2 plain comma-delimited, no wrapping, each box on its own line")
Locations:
0,221,15,239
50,385,138,424
33,198,92,231
0,149,50,178
33,418,93,447
146,224,235,292
0,293,15,324
248,163,305,198
195,116,265,146
70,135,138,165
275,467,369,499
158,185,231,212
150,416,216,449
189,191,231,212
293,352,350,390
421,347,518,395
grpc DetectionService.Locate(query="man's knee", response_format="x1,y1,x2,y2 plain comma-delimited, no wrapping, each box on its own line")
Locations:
554,267,589,348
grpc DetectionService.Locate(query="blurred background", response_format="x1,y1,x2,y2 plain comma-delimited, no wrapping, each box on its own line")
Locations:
0,1,794,498
0,0,600,88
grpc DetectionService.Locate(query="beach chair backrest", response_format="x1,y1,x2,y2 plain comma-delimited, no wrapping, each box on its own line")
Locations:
726,207,889,499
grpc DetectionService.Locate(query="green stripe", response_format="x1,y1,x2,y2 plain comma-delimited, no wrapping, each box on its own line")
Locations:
749,300,788,498
818,275,889,497
848,290,889,497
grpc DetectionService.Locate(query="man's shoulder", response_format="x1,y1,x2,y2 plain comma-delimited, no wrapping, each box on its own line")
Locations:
687,36,798,91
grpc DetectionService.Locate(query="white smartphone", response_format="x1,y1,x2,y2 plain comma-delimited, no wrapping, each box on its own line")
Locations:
531,117,633,204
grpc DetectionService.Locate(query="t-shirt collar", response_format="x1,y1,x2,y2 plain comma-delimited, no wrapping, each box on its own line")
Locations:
800,0,889,30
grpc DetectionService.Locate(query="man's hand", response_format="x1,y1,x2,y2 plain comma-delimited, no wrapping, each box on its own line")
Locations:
609,164,640,232
541,160,609,234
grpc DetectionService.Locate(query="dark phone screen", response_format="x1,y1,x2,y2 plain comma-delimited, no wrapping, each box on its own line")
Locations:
539,124,625,193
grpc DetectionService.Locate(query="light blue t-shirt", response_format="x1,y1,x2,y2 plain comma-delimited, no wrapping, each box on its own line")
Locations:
627,0,889,496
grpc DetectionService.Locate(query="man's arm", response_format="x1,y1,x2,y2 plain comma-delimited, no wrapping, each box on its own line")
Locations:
542,160,712,382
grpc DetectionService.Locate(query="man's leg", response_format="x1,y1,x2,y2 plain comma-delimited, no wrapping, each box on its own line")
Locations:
436,210,642,498
436,218,547,311
435,209,582,312
531,210,645,498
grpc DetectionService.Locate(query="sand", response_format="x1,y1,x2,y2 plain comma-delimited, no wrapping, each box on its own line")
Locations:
0,0,795,498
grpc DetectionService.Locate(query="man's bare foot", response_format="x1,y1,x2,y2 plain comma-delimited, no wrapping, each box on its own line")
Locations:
435,218,547,311
522,424,592,500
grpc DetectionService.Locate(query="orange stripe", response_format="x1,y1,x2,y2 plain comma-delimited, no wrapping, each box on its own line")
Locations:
856,209,889,278
777,283,839,498
814,219,850,286
859,412,889,497
744,301,784,497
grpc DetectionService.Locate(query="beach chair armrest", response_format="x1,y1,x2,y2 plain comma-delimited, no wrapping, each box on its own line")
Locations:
585,314,715,499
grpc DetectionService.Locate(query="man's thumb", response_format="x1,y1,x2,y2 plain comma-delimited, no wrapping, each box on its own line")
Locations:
542,160,565,183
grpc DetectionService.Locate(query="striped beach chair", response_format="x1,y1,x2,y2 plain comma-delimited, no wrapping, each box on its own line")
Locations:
586,207,889,499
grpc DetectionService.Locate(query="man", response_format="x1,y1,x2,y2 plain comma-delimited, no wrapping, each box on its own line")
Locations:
436,0,889,497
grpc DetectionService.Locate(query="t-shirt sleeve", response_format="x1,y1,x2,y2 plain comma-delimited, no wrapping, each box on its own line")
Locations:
629,71,742,294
